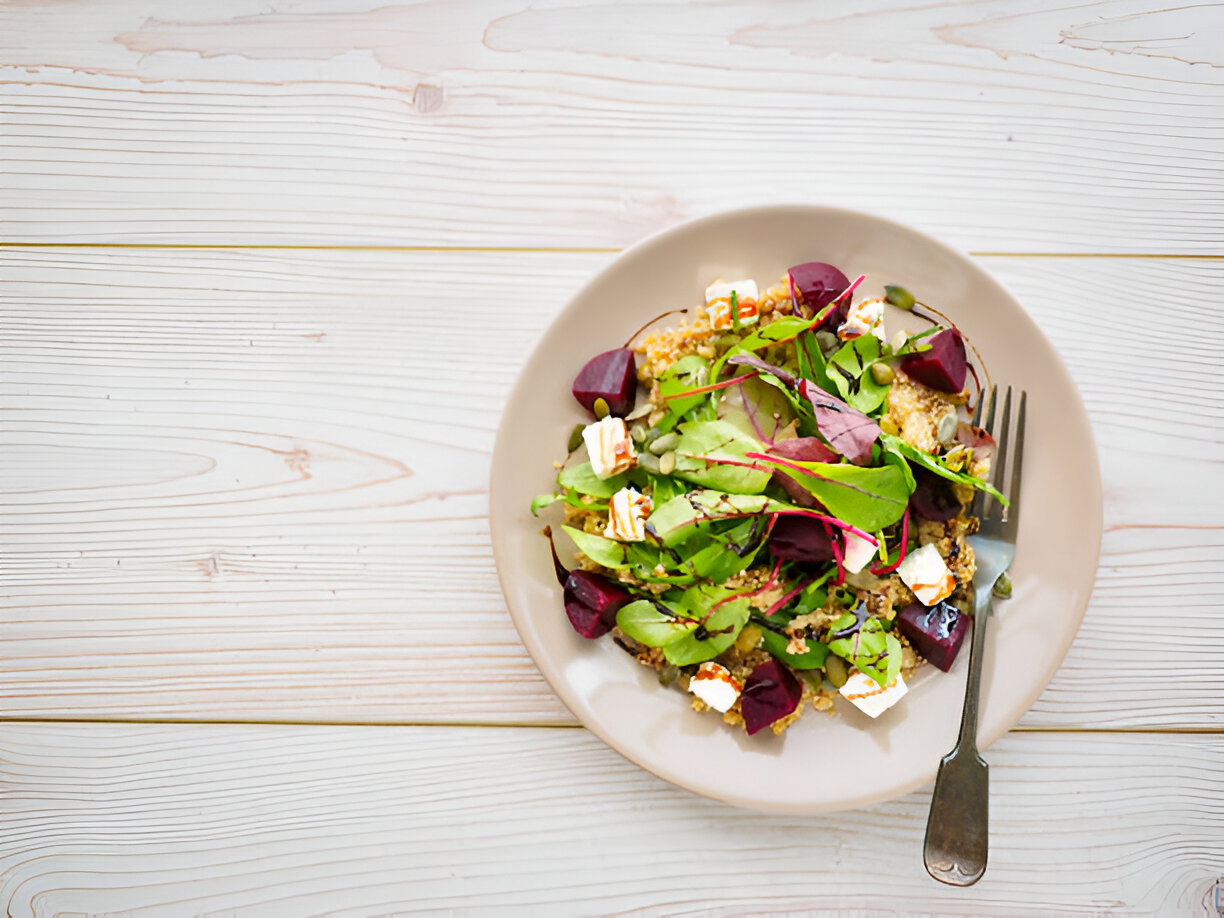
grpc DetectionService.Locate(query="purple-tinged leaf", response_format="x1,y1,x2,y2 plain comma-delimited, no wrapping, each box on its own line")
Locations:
725,353,797,388
797,379,880,465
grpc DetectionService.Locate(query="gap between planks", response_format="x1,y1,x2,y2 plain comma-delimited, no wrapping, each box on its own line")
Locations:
1,243,1223,258
0,716,1222,735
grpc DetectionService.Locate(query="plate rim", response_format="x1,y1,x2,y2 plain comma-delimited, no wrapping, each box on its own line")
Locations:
490,203,1104,813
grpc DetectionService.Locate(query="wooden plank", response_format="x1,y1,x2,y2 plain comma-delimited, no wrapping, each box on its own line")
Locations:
0,724,1221,915
2,0,1222,250
1,248,1221,726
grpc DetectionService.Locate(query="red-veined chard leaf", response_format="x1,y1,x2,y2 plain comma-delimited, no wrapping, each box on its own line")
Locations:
717,372,796,446
647,490,787,547
749,456,912,532
797,379,880,465
672,419,771,494
656,354,711,432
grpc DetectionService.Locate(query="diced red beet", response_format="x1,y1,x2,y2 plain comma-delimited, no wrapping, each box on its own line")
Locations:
900,329,967,393
908,469,962,522
740,659,804,735
768,515,835,563
896,601,969,672
572,348,638,416
564,597,611,639
564,569,631,629
788,262,851,329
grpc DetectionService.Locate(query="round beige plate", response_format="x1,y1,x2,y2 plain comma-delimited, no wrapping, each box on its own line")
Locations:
490,205,1102,813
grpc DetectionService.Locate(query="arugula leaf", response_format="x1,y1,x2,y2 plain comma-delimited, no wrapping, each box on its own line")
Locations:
826,619,902,687
791,580,831,615
760,626,830,669
709,316,812,381
672,420,771,494
561,525,631,569
656,354,710,433
829,336,891,414
531,493,560,515
795,329,838,395
886,326,939,358
662,587,750,666
683,519,764,582
717,373,796,445
648,490,787,547
559,462,629,499
753,458,912,532
880,433,1007,504
616,600,694,647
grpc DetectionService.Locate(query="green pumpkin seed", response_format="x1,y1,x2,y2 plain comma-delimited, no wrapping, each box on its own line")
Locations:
658,664,678,687
884,285,915,310
592,397,610,419
648,432,679,455
567,424,585,453
637,452,660,473
658,450,676,475
992,571,1013,599
824,654,849,688
870,363,895,385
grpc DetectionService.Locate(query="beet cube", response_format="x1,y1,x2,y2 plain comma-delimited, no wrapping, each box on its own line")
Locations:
564,598,612,639
572,348,638,417
740,659,804,735
900,329,967,393
788,262,851,328
564,570,631,628
896,601,969,672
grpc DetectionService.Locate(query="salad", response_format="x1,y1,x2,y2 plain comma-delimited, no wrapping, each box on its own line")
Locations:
531,261,1008,737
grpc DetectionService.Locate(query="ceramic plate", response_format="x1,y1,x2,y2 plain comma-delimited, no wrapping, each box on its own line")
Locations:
490,205,1101,813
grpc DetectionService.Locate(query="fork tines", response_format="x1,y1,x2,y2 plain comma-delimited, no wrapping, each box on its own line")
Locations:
972,385,1026,539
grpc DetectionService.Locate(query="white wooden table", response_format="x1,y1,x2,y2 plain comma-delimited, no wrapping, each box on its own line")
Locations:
2,2,1222,914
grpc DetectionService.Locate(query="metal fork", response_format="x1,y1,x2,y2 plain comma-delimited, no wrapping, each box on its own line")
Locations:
923,385,1027,887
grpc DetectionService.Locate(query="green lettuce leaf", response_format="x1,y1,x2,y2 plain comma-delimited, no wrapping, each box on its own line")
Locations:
672,420,771,494
558,462,629,499
880,433,1007,504
656,354,711,432
827,619,903,687
754,458,912,531
616,600,694,647
647,490,786,547
662,586,751,666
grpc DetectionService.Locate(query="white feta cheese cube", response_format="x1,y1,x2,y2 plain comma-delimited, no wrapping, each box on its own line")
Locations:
581,416,636,479
688,661,742,713
839,670,908,718
705,279,761,331
604,486,651,542
705,279,758,306
897,542,956,606
841,530,879,574
838,296,886,343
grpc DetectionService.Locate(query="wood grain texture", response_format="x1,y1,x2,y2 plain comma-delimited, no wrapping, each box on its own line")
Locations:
0,724,1221,916
2,0,1222,250
2,247,1221,727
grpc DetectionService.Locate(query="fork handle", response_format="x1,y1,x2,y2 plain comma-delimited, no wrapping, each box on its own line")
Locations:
924,585,995,886
955,582,994,748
